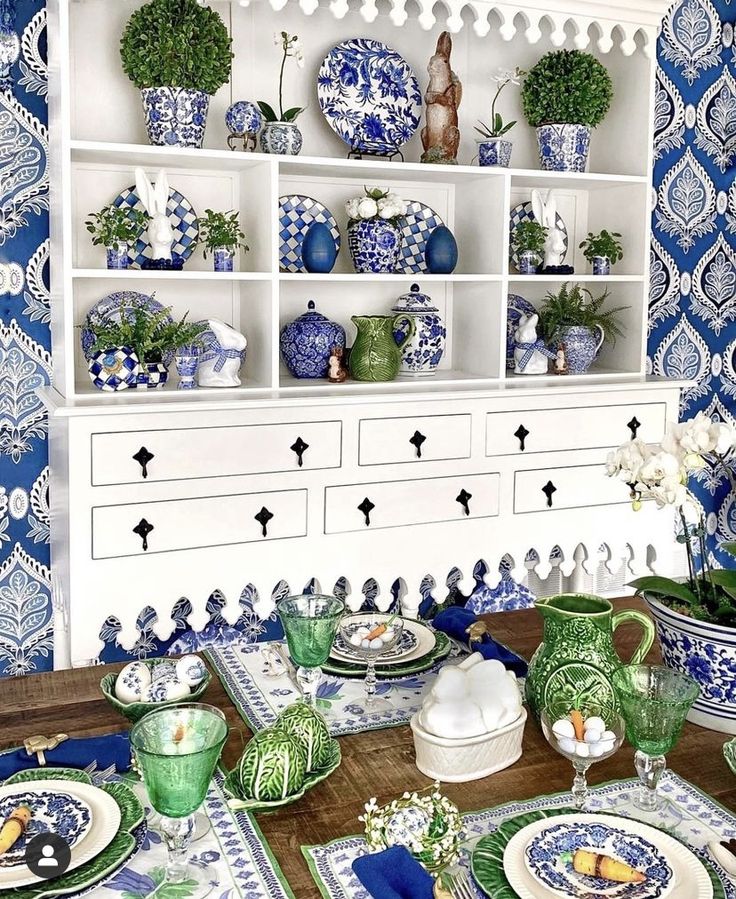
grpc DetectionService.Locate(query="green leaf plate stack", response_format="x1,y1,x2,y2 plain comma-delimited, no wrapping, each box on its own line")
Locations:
322,629,452,679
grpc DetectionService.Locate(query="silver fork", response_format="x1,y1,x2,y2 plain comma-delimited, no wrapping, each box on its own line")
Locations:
447,869,476,899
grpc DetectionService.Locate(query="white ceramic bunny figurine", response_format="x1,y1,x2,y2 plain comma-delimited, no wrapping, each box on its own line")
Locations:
531,188,566,270
196,319,247,387
514,313,552,375
134,167,174,261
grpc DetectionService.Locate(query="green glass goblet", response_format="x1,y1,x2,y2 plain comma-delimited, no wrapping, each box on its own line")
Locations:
612,664,699,812
277,594,345,705
130,703,228,892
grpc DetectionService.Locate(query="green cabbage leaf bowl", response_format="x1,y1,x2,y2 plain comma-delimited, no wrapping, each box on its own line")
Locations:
100,659,211,723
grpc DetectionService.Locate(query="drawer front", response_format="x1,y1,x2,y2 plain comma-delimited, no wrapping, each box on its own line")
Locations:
92,489,307,558
325,473,499,534
514,465,627,514
487,403,666,456
359,414,472,466
91,421,342,485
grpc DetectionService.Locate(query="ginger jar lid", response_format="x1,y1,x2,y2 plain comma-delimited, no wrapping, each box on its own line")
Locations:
392,283,438,314
293,300,331,323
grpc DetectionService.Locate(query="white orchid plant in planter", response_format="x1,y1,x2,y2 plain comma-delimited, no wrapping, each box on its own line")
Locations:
605,411,736,733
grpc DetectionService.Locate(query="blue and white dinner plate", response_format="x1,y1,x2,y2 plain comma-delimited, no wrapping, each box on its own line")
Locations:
507,293,537,369
509,201,568,270
112,184,199,269
396,201,445,274
0,789,92,867
317,38,422,156
279,195,341,273
80,290,174,364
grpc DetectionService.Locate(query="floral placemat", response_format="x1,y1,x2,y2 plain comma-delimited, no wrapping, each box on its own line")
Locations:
302,772,736,899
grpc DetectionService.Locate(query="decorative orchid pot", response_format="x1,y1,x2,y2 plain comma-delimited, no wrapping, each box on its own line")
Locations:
279,300,346,379
349,315,415,382
556,324,604,374
536,123,591,172
391,283,446,377
106,244,129,270
518,251,540,275
136,360,169,389
347,219,402,274
87,347,140,392
643,594,736,734
213,247,234,272
175,348,200,390
477,138,513,167
592,255,611,276
260,121,303,155
140,87,210,149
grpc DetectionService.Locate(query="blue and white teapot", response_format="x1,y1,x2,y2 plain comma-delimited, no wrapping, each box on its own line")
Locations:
391,283,446,377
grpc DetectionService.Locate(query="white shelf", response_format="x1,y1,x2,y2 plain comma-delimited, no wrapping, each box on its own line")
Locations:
72,268,272,281
278,369,496,391
278,272,503,282
508,274,645,283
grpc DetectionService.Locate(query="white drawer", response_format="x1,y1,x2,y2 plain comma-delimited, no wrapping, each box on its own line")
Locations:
486,403,666,456
514,465,628,514
359,414,471,466
325,473,499,534
92,489,307,558
91,421,342,485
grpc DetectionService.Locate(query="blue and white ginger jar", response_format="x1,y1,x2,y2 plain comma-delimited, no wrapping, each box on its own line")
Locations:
140,87,210,149
226,100,263,137
260,121,303,155
391,283,446,377
280,301,346,379
536,123,591,172
348,218,401,274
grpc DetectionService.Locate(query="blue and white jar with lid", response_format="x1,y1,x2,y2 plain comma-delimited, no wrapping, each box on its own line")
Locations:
279,300,346,379
391,283,446,377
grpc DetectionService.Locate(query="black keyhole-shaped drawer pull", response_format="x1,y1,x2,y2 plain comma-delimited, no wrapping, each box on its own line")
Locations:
542,481,557,508
456,488,472,516
627,416,641,439
255,506,274,537
358,497,375,526
132,446,155,478
133,518,154,551
514,425,530,452
409,430,427,458
290,436,309,467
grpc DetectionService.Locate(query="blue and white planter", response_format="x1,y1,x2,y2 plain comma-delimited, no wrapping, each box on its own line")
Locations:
477,138,513,167
136,360,169,389
106,244,129,270
260,121,303,155
536,123,591,172
87,347,140,392
556,324,604,374
140,87,210,149
518,251,540,275
645,594,736,734
175,350,199,389
592,255,611,275
347,218,402,274
213,247,234,272
391,283,446,377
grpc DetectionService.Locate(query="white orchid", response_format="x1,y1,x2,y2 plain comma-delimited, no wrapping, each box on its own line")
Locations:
605,438,652,484
492,66,525,86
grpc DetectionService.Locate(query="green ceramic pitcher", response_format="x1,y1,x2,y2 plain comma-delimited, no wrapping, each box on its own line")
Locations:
525,593,655,721
349,315,415,382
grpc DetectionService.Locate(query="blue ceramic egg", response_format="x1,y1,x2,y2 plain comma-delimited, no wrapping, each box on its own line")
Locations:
225,100,263,136
302,222,338,273
425,225,458,274
280,301,346,379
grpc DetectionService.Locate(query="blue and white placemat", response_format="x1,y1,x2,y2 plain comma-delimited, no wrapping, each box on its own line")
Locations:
303,773,736,899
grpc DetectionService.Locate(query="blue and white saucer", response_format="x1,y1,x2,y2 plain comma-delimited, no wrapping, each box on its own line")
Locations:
112,184,199,269
0,790,92,867
279,195,341,273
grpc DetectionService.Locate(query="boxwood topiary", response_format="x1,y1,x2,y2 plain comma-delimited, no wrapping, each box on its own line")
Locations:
521,50,613,128
120,0,233,95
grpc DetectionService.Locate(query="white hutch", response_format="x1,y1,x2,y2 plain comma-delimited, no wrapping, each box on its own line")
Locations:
45,0,680,667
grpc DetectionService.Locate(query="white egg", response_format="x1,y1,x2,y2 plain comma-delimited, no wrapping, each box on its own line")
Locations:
115,662,152,703
152,661,178,682
557,737,577,754
584,716,606,733
349,633,363,647
574,742,590,758
361,639,371,649
552,718,576,740
143,679,191,703
357,627,371,638
383,628,394,641
600,729,617,743
369,638,384,649
589,742,607,758
585,729,602,744
175,655,207,687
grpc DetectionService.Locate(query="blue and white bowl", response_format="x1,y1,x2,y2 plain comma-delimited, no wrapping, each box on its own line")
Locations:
536,123,591,172
140,86,210,149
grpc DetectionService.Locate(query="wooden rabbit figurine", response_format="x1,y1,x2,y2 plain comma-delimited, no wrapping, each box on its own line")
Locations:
421,32,462,165
134,167,174,262
531,189,566,270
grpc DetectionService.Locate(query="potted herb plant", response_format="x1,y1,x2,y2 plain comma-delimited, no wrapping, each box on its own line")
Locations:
258,32,305,155
605,412,736,733
579,230,624,275
538,282,628,373
475,67,525,167
86,205,148,270
521,50,613,172
198,209,249,272
345,187,406,274
120,0,233,149
512,221,547,274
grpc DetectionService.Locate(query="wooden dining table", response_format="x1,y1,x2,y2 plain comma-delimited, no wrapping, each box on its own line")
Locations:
2,598,734,898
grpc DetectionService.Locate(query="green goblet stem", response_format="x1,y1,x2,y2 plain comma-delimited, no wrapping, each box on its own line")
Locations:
634,750,667,811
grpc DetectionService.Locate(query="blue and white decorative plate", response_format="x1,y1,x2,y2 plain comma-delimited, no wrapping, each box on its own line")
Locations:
333,625,418,662
317,38,422,157
396,201,445,274
525,820,674,899
112,184,199,269
279,195,341,273
509,201,568,270
0,789,92,866
507,293,538,369
81,290,174,363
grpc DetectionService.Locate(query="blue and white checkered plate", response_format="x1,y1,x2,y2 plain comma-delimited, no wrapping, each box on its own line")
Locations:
279,195,341,273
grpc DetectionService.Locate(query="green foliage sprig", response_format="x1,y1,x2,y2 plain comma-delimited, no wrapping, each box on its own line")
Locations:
538,282,628,346
521,50,613,128
512,220,547,257
85,205,148,251
120,0,233,94
579,230,624,265
198,209,249,257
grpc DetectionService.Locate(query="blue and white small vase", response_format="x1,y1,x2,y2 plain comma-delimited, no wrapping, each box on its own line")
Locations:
213,247,234,272
140,87,210,149
536,123,591,172
518,251,540,275
557,324,605,374
225,100,263,150
260,121,303,155
88,347,140,391
106,244,129,270
279,300,346,379
477,138,513,167
592,255,611,276
175,349,199,389
348,218,401,274
302,222,338,273
391,283,446,377
136,360,169,389
425,225,458,274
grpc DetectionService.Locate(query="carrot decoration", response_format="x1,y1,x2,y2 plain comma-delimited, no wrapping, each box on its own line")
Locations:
173,723,186,744
0,806,31,855
366,613,398,641
570,709,585,741
567,849,646,884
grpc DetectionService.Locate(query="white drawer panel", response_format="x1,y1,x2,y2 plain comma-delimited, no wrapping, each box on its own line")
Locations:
325,473,499,534
487,403,666,456
359,414,471,466
92,489,307,558
91,421,342,485
514,465,627,514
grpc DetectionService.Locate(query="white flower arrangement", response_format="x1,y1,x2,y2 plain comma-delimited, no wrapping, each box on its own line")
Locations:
346,186,407,224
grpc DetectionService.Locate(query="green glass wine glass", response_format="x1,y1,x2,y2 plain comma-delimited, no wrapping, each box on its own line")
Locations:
130,703,228,893
277,594,345,705
612,664,699,812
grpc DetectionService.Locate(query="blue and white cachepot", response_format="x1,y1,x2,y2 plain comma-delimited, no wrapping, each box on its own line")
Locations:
557,324,604,374
87,347,140,392
135,360,169,389
140,87,210,149
279,300,346,379
225,100,263,150
592,255,611,276
391,283,446,377
644,594,736,734
348,218,402,274
536,123,591,172
518,251,540,275
106,244,129,270
175,349,199,389
260,121,303,155
213,247,234,272
477,138,513,167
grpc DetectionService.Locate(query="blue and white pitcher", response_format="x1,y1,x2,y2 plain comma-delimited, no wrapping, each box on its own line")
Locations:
558,325,604,374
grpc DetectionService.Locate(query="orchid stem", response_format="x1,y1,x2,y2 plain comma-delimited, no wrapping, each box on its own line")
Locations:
679,509,700,601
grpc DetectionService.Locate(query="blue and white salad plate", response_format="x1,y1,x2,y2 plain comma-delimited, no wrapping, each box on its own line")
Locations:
0,789,92,867
317,38,422,157
112,184,199,269
279,195,341,273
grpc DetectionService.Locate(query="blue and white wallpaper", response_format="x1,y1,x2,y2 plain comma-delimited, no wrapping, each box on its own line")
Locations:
0,0,734,676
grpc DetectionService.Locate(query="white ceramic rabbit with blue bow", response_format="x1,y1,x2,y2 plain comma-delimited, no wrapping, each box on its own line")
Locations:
197,319,247,388
514,313,549,375
134,167,174,261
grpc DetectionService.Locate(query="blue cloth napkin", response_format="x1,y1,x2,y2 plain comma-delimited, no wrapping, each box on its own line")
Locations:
433,606,528,677
353,847,434,899
0,733,131,780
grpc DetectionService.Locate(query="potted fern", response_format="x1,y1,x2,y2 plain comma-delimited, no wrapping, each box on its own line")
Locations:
198,209,249,272
511,221,547,274
538,283,628,373
579,230,624,275
85,204,148,270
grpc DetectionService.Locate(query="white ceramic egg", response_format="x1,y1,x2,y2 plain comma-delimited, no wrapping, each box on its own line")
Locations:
369,638,384,649
349,633,363,647
152,661,178,682
143,679,191,703
175,654,207,687
361,639,371,649
557,737,577,754
583,716,606,733
584,729,603,744
574,742,590,758
115,661,152,703
552,718,576,740
589,742,607,758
